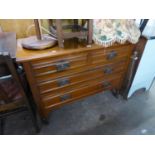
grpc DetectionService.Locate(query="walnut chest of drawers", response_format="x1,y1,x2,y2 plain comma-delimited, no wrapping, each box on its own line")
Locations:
16,40,134,119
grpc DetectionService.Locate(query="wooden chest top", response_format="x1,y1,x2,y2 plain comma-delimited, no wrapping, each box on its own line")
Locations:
16,39,132,63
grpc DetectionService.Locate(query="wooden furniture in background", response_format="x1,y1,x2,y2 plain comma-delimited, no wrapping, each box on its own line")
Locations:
127,36,155,98
49,19,93,48
122,36,147,98
16,40,135,120
0,52,40,134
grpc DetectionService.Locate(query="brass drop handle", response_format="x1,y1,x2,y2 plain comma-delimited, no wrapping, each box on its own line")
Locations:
102,81,111,88
103,67,113,74
57,78,70,86
107,51,117,60
56,60,70,71
60,94,71,101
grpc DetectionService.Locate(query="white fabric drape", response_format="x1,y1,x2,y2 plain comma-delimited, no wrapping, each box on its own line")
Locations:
93,19,141,47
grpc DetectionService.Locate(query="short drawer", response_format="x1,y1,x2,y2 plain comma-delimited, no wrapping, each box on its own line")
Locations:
91,45,132,63
32,56,89,83
38,60,126,94
31,53,88,74
42,75,122,108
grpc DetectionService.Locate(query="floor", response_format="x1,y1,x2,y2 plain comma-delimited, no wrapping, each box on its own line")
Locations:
3,82,155,135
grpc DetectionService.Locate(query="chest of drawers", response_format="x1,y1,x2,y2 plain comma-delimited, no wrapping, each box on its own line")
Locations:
16,40,134,119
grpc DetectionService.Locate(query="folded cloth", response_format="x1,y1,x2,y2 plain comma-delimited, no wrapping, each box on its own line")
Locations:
93,19,141,47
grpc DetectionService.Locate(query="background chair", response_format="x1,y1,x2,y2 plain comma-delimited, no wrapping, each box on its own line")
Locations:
0,32,40,134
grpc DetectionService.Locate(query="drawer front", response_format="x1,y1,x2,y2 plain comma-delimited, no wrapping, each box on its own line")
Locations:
38,60,126,94
42,75,122,108
34,56,128,83
91,45,132,63
31,53,87,74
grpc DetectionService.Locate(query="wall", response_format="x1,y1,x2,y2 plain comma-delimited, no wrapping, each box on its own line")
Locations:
0,19,49,38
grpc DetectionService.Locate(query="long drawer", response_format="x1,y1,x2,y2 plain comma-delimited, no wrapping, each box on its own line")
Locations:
43,75,122,108
38,60,126,94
